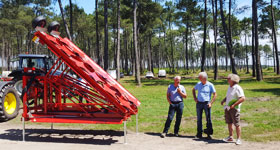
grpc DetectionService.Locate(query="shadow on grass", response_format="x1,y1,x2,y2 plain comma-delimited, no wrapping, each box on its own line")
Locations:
0,129,123,145
248,88,280,96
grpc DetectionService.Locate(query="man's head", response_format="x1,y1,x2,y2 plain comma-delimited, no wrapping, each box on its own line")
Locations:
174,76,181,87
227,74,240,86
198,72,207,84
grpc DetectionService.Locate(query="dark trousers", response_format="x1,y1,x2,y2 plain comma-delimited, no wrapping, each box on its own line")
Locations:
163,102,184,134
196,102,213,135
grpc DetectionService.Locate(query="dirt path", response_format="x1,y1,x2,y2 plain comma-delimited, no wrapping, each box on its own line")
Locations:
0,121,279,150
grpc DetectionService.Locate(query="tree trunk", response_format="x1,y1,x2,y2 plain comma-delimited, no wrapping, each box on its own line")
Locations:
58,0,72,41
95,0,100,65
2,37,5,71
245,34,249,73
185,22,189,72
201,0,207,72
113,25,116,69
251,0,256,77
219,0,237,74
158,29,162,70
116,0,121,81
271,0,279,74
148,35,152,71
229,0,232,49
134,0,141,85
131,39,135,76
212,0,218,80
104,0,109,71
272,35,275,72
124,29,129,75
69,0,73,39
253,0,262,81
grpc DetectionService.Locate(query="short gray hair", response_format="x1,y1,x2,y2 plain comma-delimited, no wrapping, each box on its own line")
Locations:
198,72,208,79
174,76,181,80
228,74,240,83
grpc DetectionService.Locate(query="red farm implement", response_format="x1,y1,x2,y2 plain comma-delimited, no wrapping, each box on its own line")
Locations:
0,17,140,143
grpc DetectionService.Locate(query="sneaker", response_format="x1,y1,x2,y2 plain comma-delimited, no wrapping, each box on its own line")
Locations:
174,133,179,137
160,133,167,138
236,139,242,145
223,136,234,142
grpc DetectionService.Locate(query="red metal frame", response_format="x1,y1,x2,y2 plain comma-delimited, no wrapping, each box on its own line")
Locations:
21,31,140,124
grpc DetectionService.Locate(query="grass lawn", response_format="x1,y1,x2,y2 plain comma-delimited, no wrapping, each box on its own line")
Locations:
13,69,280,142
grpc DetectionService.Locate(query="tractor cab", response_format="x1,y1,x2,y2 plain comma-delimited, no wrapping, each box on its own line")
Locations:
12,54,52,73
7,54,53,95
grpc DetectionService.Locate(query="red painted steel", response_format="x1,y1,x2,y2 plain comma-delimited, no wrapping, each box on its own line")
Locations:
21,30,140,124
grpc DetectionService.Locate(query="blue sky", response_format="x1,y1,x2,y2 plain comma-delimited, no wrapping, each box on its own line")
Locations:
53,0,96,14
53,0,253,18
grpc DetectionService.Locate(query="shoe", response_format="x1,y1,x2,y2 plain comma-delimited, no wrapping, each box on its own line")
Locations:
207,135,212,140
236,139,242,145
175,133,179,137
196,134,202,139
223,136,234,142
160,133,167,138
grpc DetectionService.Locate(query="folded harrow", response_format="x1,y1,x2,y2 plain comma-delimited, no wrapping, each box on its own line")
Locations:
16,17,141,143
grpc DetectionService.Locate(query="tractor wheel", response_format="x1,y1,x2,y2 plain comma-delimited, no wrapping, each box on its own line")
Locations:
0,85,20,121
14,80,23,96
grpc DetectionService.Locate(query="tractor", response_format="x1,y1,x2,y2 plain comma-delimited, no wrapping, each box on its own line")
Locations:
0,54,53,121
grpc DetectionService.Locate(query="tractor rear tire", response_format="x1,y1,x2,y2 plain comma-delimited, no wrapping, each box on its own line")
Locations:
0,85,20,121
14,80,23,96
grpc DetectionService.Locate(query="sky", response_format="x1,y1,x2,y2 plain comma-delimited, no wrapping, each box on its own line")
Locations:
53,0,96,14
53,0,253,16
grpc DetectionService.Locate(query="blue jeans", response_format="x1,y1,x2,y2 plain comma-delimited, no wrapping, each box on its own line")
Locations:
163,102,184,134
196,102,213,135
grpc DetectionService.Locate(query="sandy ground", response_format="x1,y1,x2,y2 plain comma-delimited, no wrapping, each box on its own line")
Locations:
0,121,279,150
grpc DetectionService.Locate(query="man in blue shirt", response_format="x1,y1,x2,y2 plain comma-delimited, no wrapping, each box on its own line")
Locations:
192,72,217,139
161,76,187,138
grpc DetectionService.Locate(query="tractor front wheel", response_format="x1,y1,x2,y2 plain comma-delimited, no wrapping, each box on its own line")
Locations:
0,85,20,121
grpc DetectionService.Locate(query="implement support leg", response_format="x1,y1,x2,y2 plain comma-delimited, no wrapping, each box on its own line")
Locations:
136,114,138,134
124,121,127,144
22,118,25,142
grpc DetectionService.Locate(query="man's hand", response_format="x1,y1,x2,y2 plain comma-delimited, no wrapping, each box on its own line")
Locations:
194,97,198,103
221,98,226,105
177,88,181,94
208,103,212,108
230,105,235,109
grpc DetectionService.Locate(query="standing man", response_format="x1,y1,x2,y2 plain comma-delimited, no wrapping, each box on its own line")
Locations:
161,76,187,138
192,72,217,139
221,74,245,145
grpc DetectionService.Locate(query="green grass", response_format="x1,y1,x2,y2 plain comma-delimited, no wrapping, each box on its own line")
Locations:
121,70,280,142
9,70,280,142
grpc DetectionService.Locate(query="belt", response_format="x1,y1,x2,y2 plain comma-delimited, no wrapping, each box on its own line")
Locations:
171,101,182,104
197,101,209,104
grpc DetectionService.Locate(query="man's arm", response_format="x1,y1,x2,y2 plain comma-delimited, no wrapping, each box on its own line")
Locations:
230,96,245,109
208,92,217,108
221,97,226,105
167,93,171,104
192,88,198,103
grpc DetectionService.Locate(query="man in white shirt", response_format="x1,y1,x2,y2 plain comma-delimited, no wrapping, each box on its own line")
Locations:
221,74,245,145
